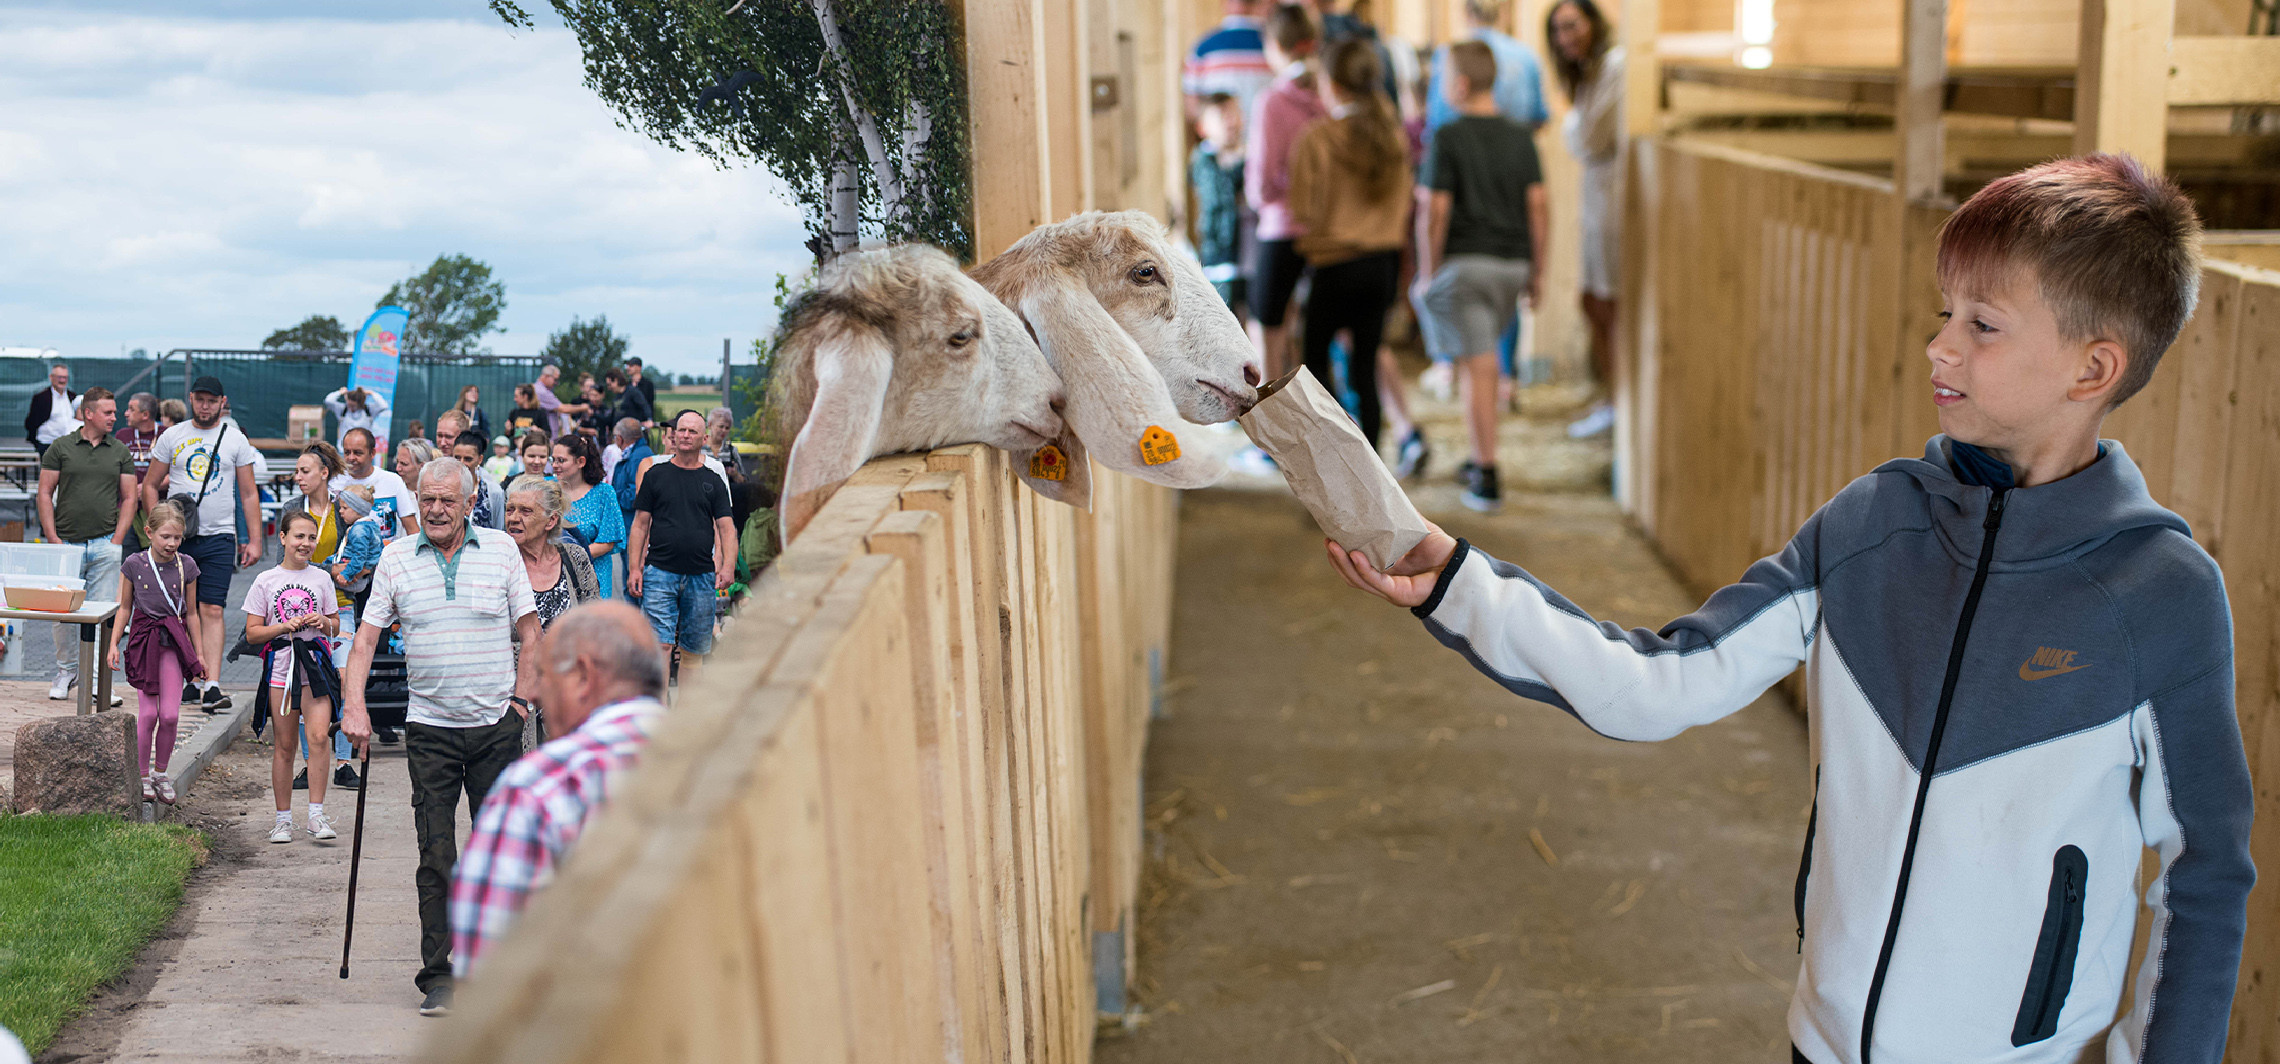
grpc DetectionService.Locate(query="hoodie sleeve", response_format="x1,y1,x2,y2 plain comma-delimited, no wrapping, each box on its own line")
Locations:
2108,656,2253,1064
1412,518,1820,741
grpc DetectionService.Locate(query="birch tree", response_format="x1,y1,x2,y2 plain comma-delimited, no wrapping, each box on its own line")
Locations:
490,0,971,259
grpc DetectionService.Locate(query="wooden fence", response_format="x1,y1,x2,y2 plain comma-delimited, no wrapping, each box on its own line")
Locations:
1628,134,2280,1060
428,447,1174,1064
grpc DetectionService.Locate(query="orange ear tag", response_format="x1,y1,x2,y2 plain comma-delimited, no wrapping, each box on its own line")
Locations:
1028,444,1067,481
1138,426,1182,466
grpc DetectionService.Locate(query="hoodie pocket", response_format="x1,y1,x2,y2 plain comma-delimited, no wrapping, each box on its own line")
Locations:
1793,767,1820,953
2011,845,2088,1046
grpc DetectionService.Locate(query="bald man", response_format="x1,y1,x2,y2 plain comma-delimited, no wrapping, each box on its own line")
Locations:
447,601,668,980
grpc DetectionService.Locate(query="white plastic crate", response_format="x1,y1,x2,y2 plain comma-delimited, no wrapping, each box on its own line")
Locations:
0,543,83,582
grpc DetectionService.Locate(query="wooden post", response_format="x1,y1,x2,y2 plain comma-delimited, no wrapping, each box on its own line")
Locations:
1896,0,1947,205
1043,0,1093,219
1621,0,1661,137
2072,0,2174,170
962,0,1053,259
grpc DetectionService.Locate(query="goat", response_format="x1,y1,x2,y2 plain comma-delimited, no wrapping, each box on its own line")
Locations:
771,244,1078,542
971,210,1263,488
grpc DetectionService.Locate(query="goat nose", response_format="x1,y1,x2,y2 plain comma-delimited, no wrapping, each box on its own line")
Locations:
1048,392,1068,413
1242,364,1262,387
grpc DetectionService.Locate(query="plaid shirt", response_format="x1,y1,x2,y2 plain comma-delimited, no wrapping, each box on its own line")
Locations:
449,696,665,976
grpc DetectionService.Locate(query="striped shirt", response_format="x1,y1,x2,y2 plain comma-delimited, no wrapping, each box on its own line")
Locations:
450,697,665,975
1182,15,1274,114
362,522,534,728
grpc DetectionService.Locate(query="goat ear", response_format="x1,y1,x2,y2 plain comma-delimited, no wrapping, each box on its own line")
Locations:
1018,274,1225,489
780,326,893,543
1015,427,1092,510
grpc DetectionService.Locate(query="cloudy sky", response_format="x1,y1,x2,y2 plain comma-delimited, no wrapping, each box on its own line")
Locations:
0,0,814,377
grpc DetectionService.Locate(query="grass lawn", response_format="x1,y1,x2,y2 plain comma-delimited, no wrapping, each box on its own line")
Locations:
0,814,203,1054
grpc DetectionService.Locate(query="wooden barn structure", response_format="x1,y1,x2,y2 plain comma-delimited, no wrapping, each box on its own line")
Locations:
436,0,2280,1060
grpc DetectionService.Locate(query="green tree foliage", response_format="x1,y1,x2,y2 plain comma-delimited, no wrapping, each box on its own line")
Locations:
488,0,971,258
381,254,507,357
260,315,350,351
539,314,631,385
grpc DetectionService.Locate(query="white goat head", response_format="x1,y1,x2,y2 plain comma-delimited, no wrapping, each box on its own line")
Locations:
970,210,1263,489
772,244,1079,542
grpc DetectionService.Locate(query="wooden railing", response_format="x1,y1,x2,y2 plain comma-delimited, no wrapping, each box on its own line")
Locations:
427,446,1174,1064
1629,134,2280,1061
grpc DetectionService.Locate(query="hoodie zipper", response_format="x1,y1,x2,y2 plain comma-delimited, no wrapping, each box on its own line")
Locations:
1857,487,2007,1064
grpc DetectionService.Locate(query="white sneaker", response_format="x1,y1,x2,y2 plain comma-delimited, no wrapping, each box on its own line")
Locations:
1567,402,1615,439
307,812,338,841
152,774,176,805
268,820,295,844
47,671,72,700
141,776,157,803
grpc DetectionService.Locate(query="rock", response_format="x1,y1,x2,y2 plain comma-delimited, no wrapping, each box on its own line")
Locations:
13,711,134,815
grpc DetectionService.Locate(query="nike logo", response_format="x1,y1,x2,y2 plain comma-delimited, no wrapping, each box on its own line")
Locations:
2019,646,2091,681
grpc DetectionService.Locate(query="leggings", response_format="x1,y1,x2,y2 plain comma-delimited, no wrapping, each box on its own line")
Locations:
1301,250,1401,448
137,654,183,778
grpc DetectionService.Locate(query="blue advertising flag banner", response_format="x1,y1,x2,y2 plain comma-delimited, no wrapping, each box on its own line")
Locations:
349,306,409,410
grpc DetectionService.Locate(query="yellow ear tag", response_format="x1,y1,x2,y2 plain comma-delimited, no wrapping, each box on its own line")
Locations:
1139,426,1181,466
1028,444,1067,481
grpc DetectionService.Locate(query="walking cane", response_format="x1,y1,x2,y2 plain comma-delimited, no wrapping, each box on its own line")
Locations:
340,740,371,979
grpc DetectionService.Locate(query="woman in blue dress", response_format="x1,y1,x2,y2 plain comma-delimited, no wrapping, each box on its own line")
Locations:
551,434,627,598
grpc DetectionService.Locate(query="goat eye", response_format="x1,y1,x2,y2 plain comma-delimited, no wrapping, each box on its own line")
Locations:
1128,263,1159,285
948,329,975,347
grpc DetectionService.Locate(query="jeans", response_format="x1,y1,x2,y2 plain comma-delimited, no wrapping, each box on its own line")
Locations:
640,566,717,654
53,537,123,673
407,712,524,992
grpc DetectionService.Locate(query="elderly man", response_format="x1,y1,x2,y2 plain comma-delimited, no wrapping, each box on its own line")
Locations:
626,411,732,682
24,363,79,456
38,387,136,703
341,457,539,1018
530,365,588,440
448,601,666,975
143,376,263,713
324,385,390,450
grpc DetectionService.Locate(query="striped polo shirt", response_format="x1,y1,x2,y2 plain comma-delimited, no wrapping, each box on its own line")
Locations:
363,522,535,728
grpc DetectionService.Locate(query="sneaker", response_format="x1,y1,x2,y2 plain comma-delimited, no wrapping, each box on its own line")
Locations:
153,774,176,805
202,686,232,711
1454,458,1478,486
376,726,401,745
333,763,362,791
182,681,200,703
1392,429,1430,479
307,811,338,840
1567,401,1615,439
420,985,453,1017
141,776,157,803
48,671,72,701
292,767,308,791
1460,463,1503,513
268,819,294,844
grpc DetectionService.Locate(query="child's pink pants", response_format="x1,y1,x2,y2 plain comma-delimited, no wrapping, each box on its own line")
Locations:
136,655,182,778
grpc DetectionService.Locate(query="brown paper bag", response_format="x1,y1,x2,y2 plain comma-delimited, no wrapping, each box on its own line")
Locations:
1238,367,1431,572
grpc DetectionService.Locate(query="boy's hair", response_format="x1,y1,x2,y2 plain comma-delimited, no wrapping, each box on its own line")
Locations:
1265,3,1317,53
1201,91,1236,109
1936,152,2202,408
1448,39,1497,94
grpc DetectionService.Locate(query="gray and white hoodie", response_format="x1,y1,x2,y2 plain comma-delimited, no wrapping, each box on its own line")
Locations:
1412,436,2251,1064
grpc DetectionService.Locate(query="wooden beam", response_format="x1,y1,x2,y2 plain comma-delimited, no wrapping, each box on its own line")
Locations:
2073,0,2175,170
1042,0,1093,219
2168,36,2280,106
1623,0,1663,136
1662,62,2080,121
962,0,1052,260
1897,0,1949,204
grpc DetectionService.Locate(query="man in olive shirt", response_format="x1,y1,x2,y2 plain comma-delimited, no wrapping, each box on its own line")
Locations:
37,386,137,702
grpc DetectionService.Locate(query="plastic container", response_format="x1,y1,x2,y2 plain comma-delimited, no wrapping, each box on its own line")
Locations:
0,543,84,583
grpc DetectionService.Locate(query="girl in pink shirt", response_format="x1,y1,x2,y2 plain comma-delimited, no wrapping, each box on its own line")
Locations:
245,510,342,843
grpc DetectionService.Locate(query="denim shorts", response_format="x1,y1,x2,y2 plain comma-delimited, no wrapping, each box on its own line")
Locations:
640,566,717,654
180,534,237,606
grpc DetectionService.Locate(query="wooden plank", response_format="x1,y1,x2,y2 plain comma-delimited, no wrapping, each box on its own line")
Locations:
961,0,1053,259
2073,0,2177,169
2165,267,2246,551
1043,0,1092,219
1622,0,1663,136
1898,0,1950,205
2168,36,2280,107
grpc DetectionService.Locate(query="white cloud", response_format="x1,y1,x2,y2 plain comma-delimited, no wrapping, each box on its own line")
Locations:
0,7,815,376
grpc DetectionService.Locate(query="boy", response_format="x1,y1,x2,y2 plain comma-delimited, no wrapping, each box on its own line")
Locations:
1190,92,1248,314
1412,40,1545,512
1244,4,1324,380
1331,154,2250,1064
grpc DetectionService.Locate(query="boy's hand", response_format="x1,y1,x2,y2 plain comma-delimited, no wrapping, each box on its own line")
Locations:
1324,525,1459,609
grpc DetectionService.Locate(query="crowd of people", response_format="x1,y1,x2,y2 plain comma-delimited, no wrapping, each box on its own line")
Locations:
1186,0,1624,511
19,358,767,1014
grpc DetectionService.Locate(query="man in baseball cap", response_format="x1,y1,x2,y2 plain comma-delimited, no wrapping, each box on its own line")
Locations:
140,374,264,712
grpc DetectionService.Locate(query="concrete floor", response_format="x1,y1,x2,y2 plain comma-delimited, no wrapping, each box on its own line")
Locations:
1100,399,1813,1062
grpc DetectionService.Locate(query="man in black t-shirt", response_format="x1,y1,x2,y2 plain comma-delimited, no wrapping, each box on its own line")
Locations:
624,357,658,428
626,410,732,677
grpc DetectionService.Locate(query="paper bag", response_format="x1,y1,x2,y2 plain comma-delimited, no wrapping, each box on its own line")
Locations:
1237,367,1432,572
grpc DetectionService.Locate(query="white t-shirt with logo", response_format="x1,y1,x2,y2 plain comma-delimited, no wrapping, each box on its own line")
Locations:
331,468,417,540
154,421,263,537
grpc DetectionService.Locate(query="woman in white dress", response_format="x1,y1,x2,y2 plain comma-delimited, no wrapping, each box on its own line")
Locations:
1546,0,1625,438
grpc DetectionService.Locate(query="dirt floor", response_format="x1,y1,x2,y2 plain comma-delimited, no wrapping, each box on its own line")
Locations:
1100,392,1814,1063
